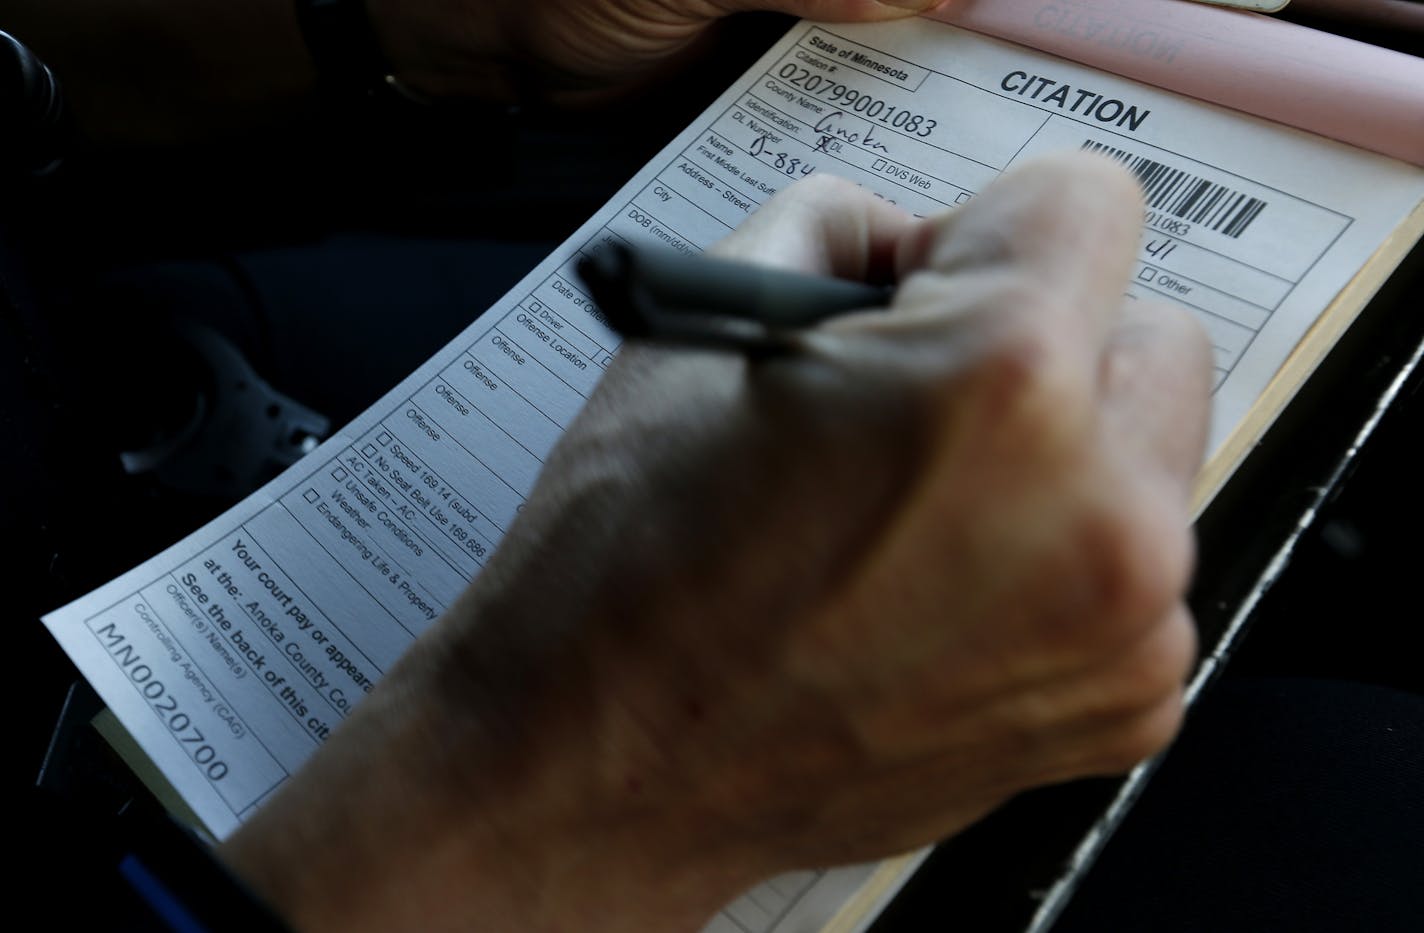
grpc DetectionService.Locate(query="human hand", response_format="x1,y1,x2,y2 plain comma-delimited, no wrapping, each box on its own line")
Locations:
222,153,1212,932
366,0,949,102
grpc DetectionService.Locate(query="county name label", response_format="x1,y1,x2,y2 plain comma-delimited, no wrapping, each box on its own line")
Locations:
44,15,1424,933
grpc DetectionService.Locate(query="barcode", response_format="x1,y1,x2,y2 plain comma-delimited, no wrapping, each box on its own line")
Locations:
1082,140,1267,239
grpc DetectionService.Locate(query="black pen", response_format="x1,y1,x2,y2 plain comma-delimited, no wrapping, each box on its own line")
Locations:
576,242,893,353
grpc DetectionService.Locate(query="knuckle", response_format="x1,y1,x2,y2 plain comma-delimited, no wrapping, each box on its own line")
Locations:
1067,494,1193,639
1096,693,1186,772
955,303,1083,436
936,213,1020,274
1100,611,1198,716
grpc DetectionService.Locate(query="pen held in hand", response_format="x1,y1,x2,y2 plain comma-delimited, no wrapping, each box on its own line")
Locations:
576,242,893,353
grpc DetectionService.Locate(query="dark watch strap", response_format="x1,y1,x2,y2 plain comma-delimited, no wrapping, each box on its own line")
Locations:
293,0,402,101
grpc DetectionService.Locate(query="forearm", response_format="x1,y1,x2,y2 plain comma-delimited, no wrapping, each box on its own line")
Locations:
219,585,761,933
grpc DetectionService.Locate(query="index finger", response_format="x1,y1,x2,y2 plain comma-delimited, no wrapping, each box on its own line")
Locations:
891,152,1147,346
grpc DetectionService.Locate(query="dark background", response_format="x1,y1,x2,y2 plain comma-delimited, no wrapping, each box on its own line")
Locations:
6,8,1422,930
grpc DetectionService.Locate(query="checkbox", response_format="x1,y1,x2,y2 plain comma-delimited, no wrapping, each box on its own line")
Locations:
529,300,543,313
955,192,973,204
1139,265,1158,283
872,159,887,171
376,432,392,446
303,488,320,504
332,467,348,482
362,443,377,457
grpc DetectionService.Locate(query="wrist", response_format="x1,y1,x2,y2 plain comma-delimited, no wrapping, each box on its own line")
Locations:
388,601,769,931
